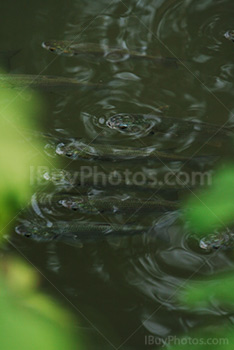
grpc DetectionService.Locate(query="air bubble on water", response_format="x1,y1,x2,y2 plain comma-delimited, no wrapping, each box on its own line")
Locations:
56,143,65,155
99,117,105,124
43,172,50,181
199,238,209,250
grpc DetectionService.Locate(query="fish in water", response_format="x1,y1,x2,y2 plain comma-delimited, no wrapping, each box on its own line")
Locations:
42,41,178,66
106,113,234,138
200,230,234,250
224,30,234,42
16,220,150,244
29,131,212,170
0,74,99,89
55,139,213,163
57,194,179,214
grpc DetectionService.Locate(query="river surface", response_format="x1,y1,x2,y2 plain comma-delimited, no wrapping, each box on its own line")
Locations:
2,0,234,349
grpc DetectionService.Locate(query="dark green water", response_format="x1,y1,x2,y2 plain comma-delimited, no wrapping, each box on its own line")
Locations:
2,0,234,349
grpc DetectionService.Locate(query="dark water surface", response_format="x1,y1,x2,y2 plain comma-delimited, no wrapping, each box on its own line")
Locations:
2,0,234,349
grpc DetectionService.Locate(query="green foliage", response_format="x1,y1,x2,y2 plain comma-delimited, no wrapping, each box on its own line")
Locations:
184,165,234,234
0,86,47,237
0,256,79,350
166,273,234,349
168,165,234,349
179,273,234,308
0,81,82,349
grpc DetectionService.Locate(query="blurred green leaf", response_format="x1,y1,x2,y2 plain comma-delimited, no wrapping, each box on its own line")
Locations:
0,80,82,350
184,165,234,234
0,256,80,350
0,85,50,238
179,273,234,308
173,164,234,350
1,256,39,293
0,279,79,350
